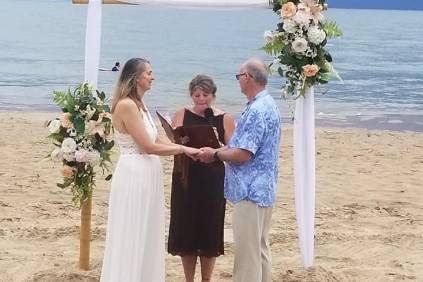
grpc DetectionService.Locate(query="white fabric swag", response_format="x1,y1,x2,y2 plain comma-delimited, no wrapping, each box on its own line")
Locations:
82,0,315,268
119,0,268,8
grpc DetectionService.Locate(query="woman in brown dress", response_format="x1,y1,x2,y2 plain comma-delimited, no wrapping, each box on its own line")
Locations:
168,75,235,282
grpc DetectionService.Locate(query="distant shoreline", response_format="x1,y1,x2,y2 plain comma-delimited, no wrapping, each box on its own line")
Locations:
2,109,422,133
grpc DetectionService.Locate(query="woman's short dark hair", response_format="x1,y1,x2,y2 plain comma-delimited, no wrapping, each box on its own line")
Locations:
189,75,217,96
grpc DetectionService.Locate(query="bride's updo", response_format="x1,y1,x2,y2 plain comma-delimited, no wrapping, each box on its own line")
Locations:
111,58,150,113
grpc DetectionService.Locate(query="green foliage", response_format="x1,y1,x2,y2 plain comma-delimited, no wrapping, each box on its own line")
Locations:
322,21,343,38
46,83,114,208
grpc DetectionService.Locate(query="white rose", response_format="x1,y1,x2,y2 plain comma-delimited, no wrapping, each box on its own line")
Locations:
283,19,297,34
88,150,101,167
307,25,326,45
50,148,63,162
292,10,312,27
48,119,61,134
61,138,77,154
75,149,90,163
292,37,308,54
263,30,274,44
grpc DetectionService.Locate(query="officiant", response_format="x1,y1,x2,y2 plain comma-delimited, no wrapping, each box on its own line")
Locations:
167,74,235,282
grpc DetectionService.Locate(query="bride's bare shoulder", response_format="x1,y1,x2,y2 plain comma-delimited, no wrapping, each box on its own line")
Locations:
114,98,138,113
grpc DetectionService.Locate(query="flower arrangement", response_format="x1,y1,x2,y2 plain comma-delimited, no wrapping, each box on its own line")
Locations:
46,83,114,207
263,0,342,98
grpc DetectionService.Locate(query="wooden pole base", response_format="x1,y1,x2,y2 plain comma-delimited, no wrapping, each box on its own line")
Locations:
79,195,92,270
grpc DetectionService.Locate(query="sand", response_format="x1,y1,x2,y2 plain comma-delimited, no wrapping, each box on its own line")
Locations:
0,111,422,282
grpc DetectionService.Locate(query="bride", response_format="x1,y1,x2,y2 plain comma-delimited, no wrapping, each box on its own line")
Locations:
100,58,199,281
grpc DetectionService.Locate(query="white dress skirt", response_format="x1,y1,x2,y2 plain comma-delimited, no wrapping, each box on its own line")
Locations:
101,111,165,282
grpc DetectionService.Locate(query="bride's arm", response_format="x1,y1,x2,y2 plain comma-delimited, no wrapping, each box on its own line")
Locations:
117,100,195,156
156,136,173,146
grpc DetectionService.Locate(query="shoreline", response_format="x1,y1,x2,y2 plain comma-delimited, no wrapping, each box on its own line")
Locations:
1,109,422,133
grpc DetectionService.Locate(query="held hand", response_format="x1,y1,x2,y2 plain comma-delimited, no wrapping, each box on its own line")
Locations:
197,147,216,163
182,146,200,160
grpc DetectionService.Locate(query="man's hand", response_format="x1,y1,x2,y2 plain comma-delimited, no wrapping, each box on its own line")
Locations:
197,147,216,163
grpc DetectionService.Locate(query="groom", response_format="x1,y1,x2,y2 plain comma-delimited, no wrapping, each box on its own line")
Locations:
198,58,282,282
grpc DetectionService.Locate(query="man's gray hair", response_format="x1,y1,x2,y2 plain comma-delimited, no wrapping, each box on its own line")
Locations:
243,58,268,86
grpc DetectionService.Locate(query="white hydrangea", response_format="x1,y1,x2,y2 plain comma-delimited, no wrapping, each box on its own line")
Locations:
307,26,326,45
292,37,308,54
61,138,77,154
48,119,61,134
63,152,76,162
283,19,297,34
75,149,90,163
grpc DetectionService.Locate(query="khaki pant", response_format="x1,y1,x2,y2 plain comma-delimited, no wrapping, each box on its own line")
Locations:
232,200,273,282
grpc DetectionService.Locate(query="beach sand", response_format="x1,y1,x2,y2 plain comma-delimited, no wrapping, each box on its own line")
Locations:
0,112,422,282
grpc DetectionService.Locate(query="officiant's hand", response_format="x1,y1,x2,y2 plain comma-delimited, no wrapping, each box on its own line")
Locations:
197,147,216,163
182,146,200,160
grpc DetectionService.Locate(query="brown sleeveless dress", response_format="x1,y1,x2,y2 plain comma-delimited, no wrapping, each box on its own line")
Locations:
167,109,226,257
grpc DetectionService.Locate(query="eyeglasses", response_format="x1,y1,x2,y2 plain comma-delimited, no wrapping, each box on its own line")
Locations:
235,73,253,80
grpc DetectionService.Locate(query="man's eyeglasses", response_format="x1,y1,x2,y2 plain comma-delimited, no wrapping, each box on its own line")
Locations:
235,73,253,80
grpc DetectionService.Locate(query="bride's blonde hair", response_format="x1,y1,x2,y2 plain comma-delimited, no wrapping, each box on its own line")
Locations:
111,58,150,113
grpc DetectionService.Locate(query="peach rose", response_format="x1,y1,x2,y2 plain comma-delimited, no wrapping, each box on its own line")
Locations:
281,2,297,18
61,165,74,178
303,64,319,77
62,113,74,129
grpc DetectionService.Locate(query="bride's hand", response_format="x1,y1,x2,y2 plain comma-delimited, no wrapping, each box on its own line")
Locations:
181,146,200,160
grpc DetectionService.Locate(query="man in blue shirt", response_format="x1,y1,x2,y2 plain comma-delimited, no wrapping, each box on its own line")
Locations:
199,58,282,282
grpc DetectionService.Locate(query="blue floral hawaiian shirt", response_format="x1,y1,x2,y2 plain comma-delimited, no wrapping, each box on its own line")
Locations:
224,90,282,207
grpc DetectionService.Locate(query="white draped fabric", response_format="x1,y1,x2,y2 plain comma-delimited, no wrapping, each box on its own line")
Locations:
82,0,315,268
121,0,269,8
293,87,315,268
84,0,102,88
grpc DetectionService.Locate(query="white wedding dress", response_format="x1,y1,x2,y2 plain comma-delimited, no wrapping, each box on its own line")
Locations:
101,111,165,282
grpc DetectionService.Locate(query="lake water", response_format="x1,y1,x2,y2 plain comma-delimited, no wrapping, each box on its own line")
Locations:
1,0,423,131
